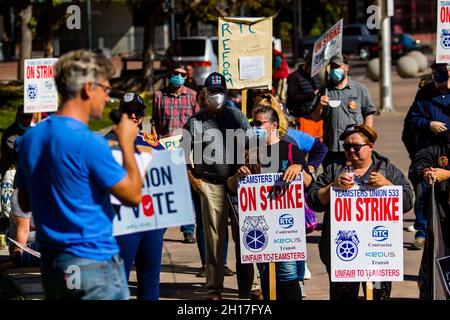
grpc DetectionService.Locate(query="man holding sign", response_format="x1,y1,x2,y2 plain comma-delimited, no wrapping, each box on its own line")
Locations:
16,50,142,300
307,124,413,300
311,55,377,168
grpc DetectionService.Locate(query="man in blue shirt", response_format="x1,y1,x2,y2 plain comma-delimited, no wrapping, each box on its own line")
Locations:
16,50,142,300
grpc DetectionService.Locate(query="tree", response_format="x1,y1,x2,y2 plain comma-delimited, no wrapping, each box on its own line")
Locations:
18,0,33,80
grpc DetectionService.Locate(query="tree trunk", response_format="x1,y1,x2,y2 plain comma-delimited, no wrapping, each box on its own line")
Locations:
143,17,156,92
44,0,54,57
19,3,32,80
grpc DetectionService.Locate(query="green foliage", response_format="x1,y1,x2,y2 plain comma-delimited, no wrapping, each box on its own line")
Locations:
0,85,23,139
280,21,293,44
310,0,346,36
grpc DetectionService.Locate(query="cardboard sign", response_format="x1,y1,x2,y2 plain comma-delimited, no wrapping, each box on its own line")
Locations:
112,149,195,236
330,186,404,282
437,1,450,63
24,58,59,113
238,173,306,264
311,19,343,77
218,17,273,89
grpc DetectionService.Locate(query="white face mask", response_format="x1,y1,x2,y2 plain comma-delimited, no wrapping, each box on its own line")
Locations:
206,93,225,109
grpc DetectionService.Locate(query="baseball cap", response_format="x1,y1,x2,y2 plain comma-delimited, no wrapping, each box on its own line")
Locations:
330,54,348,66
120,92,146,110
339,123,378,143
204,72,227,93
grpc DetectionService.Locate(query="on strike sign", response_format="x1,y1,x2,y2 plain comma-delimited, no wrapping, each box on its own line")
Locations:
238,173,307,264
24,58,59,113
330,186,404,282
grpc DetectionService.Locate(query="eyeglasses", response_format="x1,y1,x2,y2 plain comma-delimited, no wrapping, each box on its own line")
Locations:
95,83,112,95
250,120,270,127
124,109,145,118
343,143,368,152
172,71,187,77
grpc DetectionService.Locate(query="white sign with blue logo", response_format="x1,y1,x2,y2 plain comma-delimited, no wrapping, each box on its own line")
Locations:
24,58,59,113
330,186,404,282
238,173,307,264
437,1,450,63
111,149,195,236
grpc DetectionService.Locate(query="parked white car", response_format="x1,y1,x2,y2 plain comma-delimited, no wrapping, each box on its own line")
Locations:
165,36,219,86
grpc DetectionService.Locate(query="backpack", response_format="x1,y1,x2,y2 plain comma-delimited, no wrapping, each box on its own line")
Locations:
287,143,317,234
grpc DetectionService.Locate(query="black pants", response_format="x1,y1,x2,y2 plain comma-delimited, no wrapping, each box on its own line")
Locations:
229,197,254,299
260,277,301,301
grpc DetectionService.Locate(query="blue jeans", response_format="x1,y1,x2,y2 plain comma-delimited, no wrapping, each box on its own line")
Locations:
180,224,195,235
193,189,228,266
413,181,428,239
40,251,129,300
257,261,299,282
296,260,305,281
115,229,163,300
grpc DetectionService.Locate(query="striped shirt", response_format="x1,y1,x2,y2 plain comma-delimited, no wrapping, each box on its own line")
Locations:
153,86,199,139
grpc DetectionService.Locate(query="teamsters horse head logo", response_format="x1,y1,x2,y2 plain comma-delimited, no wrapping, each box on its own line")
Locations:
335,230,360,262
242,216,269,252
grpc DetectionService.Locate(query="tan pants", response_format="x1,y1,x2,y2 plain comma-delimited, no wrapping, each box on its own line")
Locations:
198,181,230,294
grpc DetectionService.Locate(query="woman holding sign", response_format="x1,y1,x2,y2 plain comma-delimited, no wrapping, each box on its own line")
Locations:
307,124,413,300
227,100,312,300
106,92,165,300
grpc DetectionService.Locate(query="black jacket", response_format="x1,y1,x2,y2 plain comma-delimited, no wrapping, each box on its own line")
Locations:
286,66,322,118
307,151,414,273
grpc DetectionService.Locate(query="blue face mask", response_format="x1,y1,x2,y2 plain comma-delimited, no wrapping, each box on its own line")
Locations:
433,69,449,84
170,74,185,87
330,68,345,83
253,127,266,138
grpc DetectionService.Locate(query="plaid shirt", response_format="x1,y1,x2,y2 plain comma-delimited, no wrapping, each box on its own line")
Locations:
152,86,199,138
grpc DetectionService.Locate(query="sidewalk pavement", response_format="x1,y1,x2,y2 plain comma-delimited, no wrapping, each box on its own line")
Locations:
0,74,425,300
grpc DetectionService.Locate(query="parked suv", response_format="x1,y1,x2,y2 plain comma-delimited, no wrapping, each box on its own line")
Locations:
299,23,378,60
165,36,219,86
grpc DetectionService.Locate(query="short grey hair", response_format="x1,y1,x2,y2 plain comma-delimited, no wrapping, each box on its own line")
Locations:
54,50,115,102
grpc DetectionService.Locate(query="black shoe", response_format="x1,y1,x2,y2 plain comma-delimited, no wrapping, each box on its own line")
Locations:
196,266,206,278
182,232,196,244
224,265,235,276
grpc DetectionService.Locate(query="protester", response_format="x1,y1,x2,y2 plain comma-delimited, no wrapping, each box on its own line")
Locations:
183,72,253,300
105,92,165,300
311,54,377,168
8,188,39,267
0,107,36,237
153,63,199,244
307,124,413,300
184,64,200,93
273,44,289,103
16,50,142,300
286,52,323,140
408,129,450,299
402,61,450,250
227,100,312,300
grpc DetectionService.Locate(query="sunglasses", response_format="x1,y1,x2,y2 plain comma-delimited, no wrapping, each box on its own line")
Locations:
95,83,112,95
124,109,145,118
343,143,368,152
172,71,187,77
250,120,269,127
